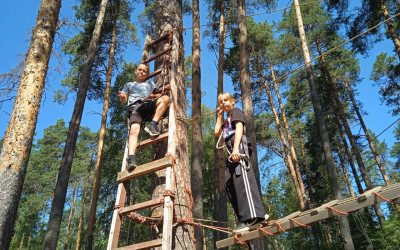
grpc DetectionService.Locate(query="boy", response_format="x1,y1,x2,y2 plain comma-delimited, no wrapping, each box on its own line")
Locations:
214,92,268,233
119,64,170,171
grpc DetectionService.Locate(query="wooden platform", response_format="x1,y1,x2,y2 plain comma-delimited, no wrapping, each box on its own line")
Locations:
216,183,400,249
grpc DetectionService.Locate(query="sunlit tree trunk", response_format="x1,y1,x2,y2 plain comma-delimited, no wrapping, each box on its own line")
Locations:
316,39,386,228
214,1,228,247
191,0,203,248
293,0,354,249
380,0,400,60
76,173,90,250
0,1,61,248
153,0,193,248
43,0,109,248
64,185,77,250
85,2,119,249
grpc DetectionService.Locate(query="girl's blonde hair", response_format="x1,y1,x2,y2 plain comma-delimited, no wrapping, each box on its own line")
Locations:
217,92,235,105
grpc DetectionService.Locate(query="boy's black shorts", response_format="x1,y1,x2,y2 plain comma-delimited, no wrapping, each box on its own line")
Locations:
128,100,156,125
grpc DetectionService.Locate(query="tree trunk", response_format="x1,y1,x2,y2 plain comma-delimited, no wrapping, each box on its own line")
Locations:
43,0,109,248
257,62,305,210
315,40,386,228
335,114,364,194
380,0,400,60
85,2,119,249
76,173,90,250
292,1,355,249
153,0,194,248
214,1,228,247
191,0,203,248
237,0,264,248
64,185,77,250
334,142,356,197
0,1,61,249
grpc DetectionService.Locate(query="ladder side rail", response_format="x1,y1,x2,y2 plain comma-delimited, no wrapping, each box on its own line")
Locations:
162,29,179,250
107,140,129,250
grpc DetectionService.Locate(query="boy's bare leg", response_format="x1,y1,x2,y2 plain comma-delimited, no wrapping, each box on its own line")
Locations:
128,122,141,155
153,95,170,122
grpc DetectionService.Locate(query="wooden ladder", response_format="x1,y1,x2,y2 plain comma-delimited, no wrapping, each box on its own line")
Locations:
107,30,179,250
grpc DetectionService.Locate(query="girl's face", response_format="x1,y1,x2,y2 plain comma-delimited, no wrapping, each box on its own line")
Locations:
220,97,234,113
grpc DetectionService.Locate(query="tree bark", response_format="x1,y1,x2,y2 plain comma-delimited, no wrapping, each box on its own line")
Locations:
76,173,90,250
153,0,194,248
334,142,356,197
237,0,264,248
380,0,400,60
85,2,119,249
292,0,355,249
43,0,109,248
0,1,61,249
213,1,228,247
190,0,203,248
64,185,77,250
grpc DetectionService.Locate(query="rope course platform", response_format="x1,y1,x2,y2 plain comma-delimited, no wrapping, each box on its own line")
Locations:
216,183,400,249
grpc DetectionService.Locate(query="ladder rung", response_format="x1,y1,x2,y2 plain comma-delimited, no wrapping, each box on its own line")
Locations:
148,33,170,47
145,68,163,81
137,132,168,149
117,156,174,183
119,198,164,215
116,238,162,250
143,47,172,64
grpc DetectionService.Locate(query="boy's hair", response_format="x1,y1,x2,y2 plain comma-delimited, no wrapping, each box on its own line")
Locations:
218,92,235,105
137,63,150,73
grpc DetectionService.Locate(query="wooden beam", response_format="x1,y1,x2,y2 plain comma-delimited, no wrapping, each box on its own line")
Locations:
136,132,168,149
216,183,400,249
117,156,174,183
148,33,170,47
143,47,172,64
119,198,164,214
116,238,162,250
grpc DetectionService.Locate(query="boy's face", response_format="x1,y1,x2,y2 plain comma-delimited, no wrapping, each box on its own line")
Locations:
135,65,149,82
220,97,234,113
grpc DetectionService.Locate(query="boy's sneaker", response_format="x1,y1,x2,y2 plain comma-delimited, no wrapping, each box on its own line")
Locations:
145,123,160,137
127,157,137,172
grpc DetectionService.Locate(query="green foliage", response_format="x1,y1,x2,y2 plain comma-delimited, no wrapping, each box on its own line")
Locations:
370,52,400,115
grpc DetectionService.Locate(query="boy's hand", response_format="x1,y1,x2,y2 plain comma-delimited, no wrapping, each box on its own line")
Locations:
118,91,127,98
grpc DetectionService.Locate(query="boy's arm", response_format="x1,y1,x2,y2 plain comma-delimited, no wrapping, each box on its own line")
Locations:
231,121,243,162
214,107,224,136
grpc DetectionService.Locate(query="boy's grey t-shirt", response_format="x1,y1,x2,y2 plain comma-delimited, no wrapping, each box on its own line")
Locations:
121,79,156,106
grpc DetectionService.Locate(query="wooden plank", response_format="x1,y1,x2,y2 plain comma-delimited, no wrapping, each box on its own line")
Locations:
119,198,164,214
145,68,163,81
136,132,168,149
161,29,179,250
216,183,400,249
148,33,170,47
117,156,174,183
116,238,163,250
107,141,129,250
143,47,172,64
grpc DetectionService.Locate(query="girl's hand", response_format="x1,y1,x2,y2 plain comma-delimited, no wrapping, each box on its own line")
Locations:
231,148,241,162
216,106,224,116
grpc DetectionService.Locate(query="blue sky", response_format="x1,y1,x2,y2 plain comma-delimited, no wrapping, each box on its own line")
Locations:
0,0,398,152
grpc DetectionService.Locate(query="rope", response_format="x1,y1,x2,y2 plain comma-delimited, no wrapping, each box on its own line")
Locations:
181,11,400,123
276,221,287,232
372,192,392,203
326,206,349,215
288,217,308,227
257,226,276,236
234,234,249,249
